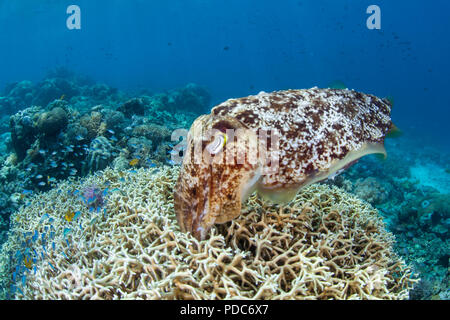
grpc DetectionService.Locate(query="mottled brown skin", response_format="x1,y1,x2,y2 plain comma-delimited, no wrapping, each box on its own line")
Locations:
175,88,393,240
174,115,261,240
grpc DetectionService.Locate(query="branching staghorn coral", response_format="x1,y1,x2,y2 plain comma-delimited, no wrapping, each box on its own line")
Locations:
0,167,417,300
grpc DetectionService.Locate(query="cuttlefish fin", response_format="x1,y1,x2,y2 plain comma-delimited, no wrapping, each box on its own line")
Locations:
256,142,387,205
256,185,301,204
386,122,402,139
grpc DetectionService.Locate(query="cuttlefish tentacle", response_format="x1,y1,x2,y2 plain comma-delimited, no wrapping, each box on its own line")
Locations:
174,88,393,240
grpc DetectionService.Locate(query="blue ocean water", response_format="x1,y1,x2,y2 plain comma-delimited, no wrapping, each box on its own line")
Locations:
1,0,449,149
0,0,448,300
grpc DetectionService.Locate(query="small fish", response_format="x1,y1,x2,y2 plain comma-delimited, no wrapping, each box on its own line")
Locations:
23,255,32,270
48,262,56,271
35,174,43,179
47,176,56,183
110,136,118,142
38,182,46,186
65,210,75,222
17,286,24,295
39,213,49,223
73,211,81,220
32,230,38,242
147,160,157,168
39,150,46,155
129,158,139,166
63,228,72,238
59,94,65,100
10,284,17,296
107,129,115,134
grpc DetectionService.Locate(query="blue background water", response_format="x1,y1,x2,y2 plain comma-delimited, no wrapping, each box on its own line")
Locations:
0,0,449,149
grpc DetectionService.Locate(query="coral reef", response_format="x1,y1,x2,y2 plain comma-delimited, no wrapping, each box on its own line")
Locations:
83,136,116,174
330,138,450,299
0,72,209,224
148,83,211,115
0,167,416,299
118,98,146,118
0,71,446,300
36,106,68,136
344,177,392,206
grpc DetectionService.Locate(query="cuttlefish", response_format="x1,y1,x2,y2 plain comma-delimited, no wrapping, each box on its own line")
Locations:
174,88,395,240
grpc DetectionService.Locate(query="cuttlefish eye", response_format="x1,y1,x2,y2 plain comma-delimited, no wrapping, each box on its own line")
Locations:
206,133,227,155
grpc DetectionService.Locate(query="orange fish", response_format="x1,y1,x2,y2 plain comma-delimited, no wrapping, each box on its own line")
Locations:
129,159,139,166
24,255,32,270
65,210,75,222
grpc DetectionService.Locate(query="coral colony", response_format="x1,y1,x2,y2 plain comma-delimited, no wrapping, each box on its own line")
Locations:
0,71,448,300
0,167,417,299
